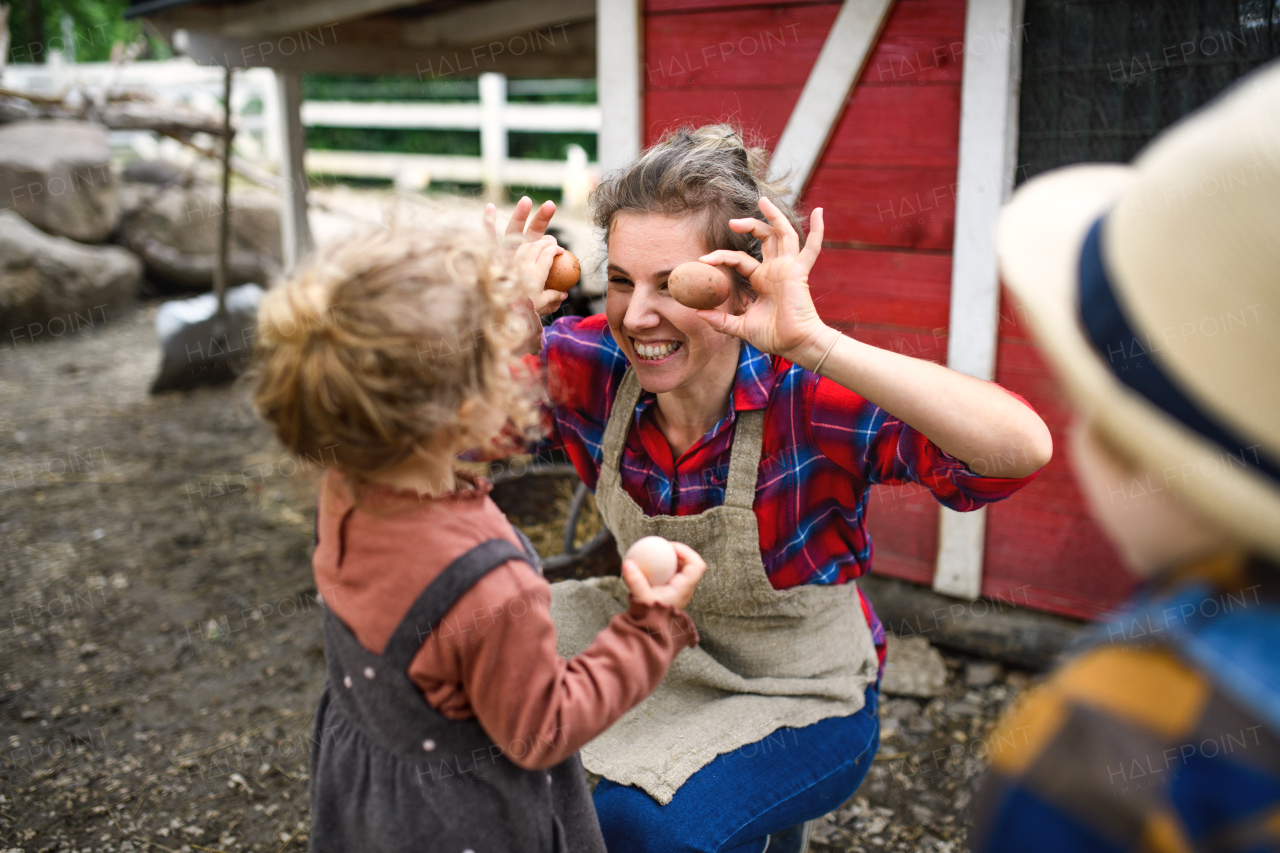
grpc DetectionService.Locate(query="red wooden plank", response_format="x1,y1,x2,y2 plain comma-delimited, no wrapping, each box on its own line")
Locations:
862,0,967,85
996,287,1038,341
644,86,799,148
648,84,962,175
643,0,966,89
986,339,1138,619
644,5,837,89
984,497,1137,619
647,0,831,13
821,84,961,167
851,325,950,365
865,481,939,587
806,164,958,250
811,247,952,329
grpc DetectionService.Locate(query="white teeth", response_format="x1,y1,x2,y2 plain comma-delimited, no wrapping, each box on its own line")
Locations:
635,340,681,360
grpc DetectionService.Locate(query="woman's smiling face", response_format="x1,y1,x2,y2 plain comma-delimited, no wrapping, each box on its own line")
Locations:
605,212,739,394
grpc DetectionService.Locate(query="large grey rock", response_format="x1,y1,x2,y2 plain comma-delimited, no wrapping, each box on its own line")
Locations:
117,181,282,292
0,119,117,243
122,159,190,186
881,634,948,698
0,209,141,337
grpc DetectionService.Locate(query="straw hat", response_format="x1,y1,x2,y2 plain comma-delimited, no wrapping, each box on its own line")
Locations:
996,61,1280,558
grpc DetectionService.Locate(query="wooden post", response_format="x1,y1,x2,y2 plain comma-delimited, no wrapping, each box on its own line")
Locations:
273,67,312,273
214,66,233,318
933,0,1026,600
479,72,507,205
596,0,642,173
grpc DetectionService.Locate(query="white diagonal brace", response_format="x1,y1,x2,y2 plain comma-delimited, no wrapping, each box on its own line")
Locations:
933,0,1026,600
767,0,895,201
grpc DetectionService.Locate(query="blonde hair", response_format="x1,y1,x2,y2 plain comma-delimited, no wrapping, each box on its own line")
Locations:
252,222,543,475
591,123,804,302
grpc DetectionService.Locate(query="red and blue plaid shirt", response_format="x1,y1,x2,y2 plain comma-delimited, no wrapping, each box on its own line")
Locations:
525,314,1040,668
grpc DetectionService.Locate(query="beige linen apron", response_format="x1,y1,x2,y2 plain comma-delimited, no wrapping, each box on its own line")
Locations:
550,369,880,805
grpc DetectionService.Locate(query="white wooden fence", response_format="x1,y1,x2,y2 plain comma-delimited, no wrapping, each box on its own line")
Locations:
0,58,600,201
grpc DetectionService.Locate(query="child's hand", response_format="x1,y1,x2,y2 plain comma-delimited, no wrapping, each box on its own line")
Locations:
622,541,706,611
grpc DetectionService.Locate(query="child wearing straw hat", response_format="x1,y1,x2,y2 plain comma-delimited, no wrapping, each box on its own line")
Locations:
969,62,1280,851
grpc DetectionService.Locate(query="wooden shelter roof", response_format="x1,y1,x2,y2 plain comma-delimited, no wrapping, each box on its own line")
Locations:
128,0,596,77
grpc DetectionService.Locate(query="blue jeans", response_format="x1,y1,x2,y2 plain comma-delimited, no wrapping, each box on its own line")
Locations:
593,686,880,853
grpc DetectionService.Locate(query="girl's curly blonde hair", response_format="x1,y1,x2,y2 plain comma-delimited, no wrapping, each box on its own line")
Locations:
252,222,544,475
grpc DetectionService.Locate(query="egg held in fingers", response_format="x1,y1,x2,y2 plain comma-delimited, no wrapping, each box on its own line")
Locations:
624,535,679,586
668,261,731,310
545,249,581,292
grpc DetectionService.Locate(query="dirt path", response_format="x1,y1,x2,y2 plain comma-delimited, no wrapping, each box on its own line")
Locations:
0,300,1029,852
2,302,325,851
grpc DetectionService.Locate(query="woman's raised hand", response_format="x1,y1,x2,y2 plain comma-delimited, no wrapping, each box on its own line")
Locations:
695,198,833,365
483,196,567,317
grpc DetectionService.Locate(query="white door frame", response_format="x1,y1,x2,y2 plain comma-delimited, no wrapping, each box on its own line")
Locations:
933,0,1026,600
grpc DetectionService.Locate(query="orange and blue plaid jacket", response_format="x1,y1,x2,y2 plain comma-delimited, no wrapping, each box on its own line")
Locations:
972,551,1280,853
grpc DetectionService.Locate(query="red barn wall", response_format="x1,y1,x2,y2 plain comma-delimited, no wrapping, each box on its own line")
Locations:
642,0,1138,619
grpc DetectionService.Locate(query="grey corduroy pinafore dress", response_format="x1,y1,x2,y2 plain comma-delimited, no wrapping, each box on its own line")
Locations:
551,369,881,805
309,535,607,853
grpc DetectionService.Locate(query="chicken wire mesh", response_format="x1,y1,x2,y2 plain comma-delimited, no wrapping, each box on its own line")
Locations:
1018,0,1280,182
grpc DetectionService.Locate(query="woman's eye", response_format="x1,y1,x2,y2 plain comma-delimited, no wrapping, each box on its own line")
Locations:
608,277,633,288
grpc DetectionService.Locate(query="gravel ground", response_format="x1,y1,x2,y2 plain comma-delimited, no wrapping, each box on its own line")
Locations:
808,662,1030,853
0,299,1033,852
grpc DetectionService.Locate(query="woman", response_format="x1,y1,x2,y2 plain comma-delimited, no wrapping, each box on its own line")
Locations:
496,125,1051,853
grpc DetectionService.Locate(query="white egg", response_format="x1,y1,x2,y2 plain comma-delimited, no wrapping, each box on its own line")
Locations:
624,536,678,586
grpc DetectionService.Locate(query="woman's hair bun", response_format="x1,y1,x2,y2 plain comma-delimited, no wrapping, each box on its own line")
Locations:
589,121,806,299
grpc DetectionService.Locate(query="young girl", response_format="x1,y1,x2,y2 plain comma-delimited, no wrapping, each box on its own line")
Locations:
251,220,706,853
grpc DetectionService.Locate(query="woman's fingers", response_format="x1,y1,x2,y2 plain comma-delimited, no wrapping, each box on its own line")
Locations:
482,203,497,239
695,308,748,340
533,237,561,279
532,288,567,316
503,196,534,245
729,216,775,245
797,207,824,273
699,249,760,279
758,196,800,257
525,199,557,241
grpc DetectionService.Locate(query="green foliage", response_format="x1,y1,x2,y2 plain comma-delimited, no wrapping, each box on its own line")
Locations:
306,127,481,157
304,74,478,102
506,184,561,205
509,132,597,161
6,0,169,64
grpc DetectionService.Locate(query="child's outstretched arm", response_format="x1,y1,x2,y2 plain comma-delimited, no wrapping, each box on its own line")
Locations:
410,545,705,771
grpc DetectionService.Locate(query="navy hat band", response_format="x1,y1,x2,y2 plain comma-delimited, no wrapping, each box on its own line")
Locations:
1078,216,1280,486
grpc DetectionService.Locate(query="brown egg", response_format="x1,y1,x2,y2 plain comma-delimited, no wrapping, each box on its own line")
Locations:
668,261,731,310
545,250,580,292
